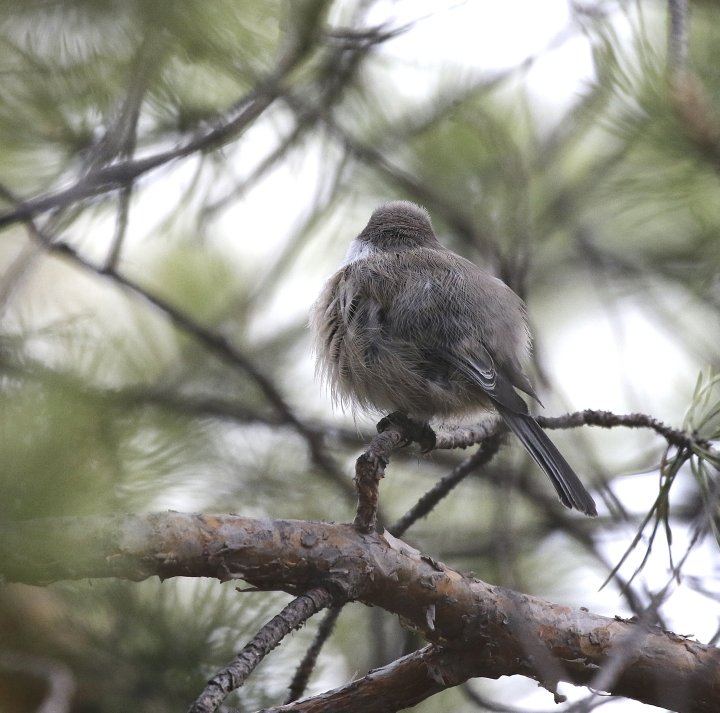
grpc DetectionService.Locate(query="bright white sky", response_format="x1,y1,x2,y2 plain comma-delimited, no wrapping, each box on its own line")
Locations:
365,0,596,104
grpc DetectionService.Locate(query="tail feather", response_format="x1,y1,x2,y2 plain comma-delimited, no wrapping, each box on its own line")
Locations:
499,408,597,517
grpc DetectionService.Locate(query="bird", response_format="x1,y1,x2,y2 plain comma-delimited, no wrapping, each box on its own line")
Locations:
310,200,597,516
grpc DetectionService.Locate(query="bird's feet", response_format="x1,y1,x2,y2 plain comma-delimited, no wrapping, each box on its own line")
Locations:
376,411,437,453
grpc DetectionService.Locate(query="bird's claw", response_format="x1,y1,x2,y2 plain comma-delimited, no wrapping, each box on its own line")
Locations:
376,412,436,452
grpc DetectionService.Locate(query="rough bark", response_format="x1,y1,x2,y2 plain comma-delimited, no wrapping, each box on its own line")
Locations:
1,512,718,712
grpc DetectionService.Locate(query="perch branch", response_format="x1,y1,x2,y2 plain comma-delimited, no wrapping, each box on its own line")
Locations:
1,513,718,713
538,409,716,455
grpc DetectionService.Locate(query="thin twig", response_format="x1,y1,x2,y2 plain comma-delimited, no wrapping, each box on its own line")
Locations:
189,587,335,713
667,0,689,78
285,604,343,703
434,420,504,450
0,7,323,231
204,19,400,221
538,409,716,455
389,431,506,537
5,199,344,488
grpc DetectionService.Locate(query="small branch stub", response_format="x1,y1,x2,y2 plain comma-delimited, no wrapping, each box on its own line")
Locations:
353,414,434,533
353,449,388,533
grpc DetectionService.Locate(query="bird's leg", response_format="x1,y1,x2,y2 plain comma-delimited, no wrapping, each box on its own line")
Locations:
376,411,437,453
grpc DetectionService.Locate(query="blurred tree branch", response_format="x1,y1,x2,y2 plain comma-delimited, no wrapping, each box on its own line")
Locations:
0,0,330,230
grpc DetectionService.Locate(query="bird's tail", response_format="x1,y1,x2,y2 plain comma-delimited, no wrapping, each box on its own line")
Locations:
498,408,598,517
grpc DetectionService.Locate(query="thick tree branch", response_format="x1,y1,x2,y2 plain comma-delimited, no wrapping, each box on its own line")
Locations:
1,512,718,712
256,645,502,713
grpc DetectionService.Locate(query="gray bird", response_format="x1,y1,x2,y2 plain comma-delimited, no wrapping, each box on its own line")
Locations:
311,201,597,516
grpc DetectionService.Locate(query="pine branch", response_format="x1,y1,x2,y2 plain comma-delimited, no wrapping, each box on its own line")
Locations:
667,0,689,77
537,409,716,455
285,605,343,704
1,205,346,494
190,587,335,713
1,512,718,713
0,0,328,230
389,432,505,538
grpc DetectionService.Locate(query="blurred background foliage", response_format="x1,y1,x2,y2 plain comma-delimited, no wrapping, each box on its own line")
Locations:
0,0,719,711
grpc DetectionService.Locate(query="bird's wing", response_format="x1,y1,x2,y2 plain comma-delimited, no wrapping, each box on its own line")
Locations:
442,346,597,516
440,343,530,415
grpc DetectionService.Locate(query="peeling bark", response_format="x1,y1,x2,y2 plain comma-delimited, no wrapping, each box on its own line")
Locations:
1,512,718,712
